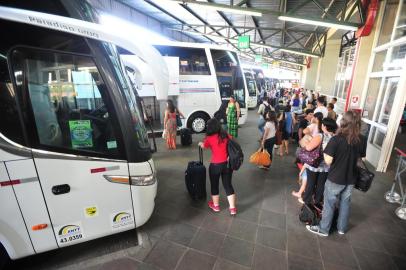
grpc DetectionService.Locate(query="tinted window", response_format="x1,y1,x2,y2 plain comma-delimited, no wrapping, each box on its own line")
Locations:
0,57,25,145
245,72,257,96
154,45,210,75
103,44,150,149
10,47,124,159
211,49,246,108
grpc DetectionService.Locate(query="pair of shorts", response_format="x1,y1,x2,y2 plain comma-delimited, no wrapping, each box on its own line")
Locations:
300,170,308,182
282,131,291,140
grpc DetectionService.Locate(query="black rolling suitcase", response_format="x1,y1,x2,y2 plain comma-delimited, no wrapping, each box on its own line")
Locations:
185,147,206,200
181,128,192,146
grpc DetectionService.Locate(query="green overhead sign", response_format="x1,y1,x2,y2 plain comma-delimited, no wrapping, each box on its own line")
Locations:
237,35,250,49
262,63,269,69
255,54,262,63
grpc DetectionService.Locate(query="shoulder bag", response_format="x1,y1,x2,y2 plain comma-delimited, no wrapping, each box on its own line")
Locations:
354,159,375,192
297,135,323,167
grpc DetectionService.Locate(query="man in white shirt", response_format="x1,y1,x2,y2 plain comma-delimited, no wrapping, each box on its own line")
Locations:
314,96,328,118
257,97,274,136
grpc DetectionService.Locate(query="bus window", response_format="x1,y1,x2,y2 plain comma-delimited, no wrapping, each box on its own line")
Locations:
0,57,25,145
10,47,125,159
245,72,257,97
154,46,210,75
211,49,246,108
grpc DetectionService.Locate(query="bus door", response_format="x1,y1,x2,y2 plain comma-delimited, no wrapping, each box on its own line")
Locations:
10,47,134,247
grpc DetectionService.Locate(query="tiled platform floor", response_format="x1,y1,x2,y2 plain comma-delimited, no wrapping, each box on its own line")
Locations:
132,112,406,270
6,112,406,270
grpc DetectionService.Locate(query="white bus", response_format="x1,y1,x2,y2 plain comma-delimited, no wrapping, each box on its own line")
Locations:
0,1,168,261
244,69,259,109
121,41,248,133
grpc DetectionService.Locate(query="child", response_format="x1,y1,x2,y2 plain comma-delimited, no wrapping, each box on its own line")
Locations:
292,164,307,204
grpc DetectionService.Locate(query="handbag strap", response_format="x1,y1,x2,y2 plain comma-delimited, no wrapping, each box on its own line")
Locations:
199,146,204,163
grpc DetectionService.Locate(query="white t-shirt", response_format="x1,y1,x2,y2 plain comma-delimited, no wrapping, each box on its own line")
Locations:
264,121,276,139
314,106,328,118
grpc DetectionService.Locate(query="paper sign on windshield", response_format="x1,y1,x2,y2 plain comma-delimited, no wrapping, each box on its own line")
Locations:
69,120,93,148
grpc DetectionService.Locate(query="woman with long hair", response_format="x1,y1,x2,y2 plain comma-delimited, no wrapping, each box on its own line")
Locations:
163,100,184,149
198,118,237,216
226,95,240,138
260,111,278,170
214,101,228,131
307,111,366,236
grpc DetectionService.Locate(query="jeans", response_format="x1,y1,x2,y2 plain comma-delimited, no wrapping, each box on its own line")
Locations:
258,116,266,135
319,180,353,234
264,136,276,168
209,162,234,196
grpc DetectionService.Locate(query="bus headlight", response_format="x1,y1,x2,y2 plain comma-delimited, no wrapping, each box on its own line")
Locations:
130,174,156,186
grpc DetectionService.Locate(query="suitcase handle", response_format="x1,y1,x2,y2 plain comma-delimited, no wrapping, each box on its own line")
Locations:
199,146,203,163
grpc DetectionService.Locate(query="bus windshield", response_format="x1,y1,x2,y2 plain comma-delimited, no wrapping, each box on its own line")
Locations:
211,49,246,108
102,43,150,149
245,72,257,97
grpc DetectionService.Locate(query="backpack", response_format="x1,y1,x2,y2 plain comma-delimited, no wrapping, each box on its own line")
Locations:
262,103,272,117
227,139,244,170
299,204,322,225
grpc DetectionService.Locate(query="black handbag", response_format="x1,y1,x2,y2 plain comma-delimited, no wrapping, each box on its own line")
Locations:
355,159,375,192
176,114,182,127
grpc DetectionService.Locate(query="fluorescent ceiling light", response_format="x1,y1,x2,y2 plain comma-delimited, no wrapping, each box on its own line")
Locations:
167,0,262,17
278,15,359,31
280,48,320,58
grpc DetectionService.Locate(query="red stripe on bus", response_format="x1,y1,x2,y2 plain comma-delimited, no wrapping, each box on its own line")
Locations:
0,180,21,187
91,167,107,174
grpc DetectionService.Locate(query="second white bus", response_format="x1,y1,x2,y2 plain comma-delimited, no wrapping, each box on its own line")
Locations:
121,42,248,133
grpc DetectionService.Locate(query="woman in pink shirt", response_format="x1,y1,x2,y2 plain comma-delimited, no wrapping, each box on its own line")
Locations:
199,118,237,216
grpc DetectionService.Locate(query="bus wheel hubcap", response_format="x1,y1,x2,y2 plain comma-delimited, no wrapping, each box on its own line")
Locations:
192,118,205,133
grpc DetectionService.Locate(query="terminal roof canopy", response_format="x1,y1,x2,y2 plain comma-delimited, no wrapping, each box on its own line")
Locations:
123,0,365,69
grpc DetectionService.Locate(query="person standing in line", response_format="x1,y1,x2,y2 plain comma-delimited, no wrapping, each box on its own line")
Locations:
298,109,314,141
277,112,285,156
307,111,366,236
300,112,325,206
214,101,228,131
164,100,184,149
226,95,240,138
257,97,273,137
330,97,338,105
260,111,278,170
198,118,237,216
314,96,328,118
293,117,337,203
327,103,337,120
291,94,301,113
282,106,293,155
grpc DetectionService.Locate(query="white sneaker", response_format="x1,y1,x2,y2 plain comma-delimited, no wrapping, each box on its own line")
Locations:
337,230,345,235
306,225,328,237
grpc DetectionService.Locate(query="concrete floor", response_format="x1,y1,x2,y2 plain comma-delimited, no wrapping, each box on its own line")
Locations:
5,111,406,270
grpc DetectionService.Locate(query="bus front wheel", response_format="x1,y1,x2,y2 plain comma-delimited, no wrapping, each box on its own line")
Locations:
188,113,209,133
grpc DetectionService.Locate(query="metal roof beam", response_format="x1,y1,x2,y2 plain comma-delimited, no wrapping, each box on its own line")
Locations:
142,0,215,42
178,3,242,51
167,24,325,34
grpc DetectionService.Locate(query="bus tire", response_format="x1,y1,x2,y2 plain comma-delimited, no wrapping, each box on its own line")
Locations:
188,112,209,133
